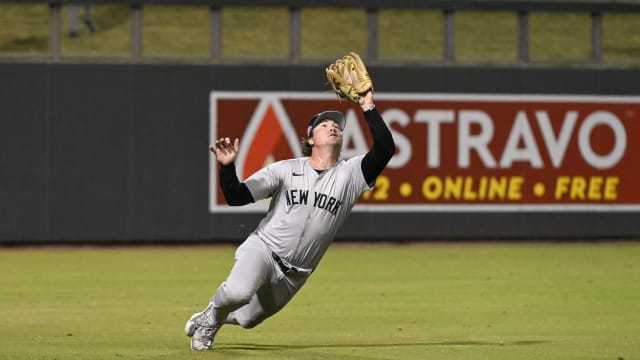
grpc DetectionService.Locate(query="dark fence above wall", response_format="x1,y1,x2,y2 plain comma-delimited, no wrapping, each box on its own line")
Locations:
1,61,640,244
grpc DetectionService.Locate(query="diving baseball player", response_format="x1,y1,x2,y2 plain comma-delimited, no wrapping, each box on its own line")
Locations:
185,53,395,351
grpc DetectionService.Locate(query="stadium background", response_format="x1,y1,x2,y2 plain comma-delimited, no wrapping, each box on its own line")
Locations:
3,63,640,244
1,1,640,244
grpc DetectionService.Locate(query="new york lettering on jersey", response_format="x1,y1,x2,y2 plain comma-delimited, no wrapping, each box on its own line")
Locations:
284,188,344,216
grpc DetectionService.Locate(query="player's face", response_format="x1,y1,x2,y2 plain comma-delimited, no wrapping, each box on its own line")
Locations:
311,119,343,147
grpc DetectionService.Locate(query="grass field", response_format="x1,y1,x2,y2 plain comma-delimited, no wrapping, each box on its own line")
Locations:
1,242,638,359
1,4,640,65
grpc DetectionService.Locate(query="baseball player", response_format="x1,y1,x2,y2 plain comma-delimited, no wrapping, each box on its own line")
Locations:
186,54,394,351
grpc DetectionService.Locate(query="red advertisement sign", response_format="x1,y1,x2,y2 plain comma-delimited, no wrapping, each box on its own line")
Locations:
209,92,640,212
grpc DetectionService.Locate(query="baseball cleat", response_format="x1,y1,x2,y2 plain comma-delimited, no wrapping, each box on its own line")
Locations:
185,302,213,337
190,322,221,351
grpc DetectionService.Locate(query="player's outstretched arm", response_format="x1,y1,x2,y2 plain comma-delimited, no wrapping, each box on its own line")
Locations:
324,52,394,185
360,90,395,186
209,138,255,206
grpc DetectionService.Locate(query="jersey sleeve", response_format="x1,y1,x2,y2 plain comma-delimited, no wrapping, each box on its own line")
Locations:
346,154,372,193
243,163,280,201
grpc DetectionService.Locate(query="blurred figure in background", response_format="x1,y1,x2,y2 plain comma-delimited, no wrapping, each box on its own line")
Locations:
68,4,96,37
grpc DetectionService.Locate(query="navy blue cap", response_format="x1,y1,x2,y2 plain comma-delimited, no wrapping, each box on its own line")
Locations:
308,110,346,137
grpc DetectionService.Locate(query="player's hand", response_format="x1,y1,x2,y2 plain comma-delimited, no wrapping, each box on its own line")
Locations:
359,90,374,112
210,137,239,166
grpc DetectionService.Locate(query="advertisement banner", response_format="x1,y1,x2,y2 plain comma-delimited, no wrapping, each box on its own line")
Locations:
210,92,640,212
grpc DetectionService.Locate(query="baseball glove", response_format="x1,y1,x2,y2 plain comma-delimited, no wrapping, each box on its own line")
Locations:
326,52,373,105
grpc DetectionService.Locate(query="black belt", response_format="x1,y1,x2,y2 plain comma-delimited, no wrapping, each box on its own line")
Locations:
271,252,299,275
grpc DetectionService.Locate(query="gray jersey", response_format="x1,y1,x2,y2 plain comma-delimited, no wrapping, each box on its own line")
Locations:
244,155,369,270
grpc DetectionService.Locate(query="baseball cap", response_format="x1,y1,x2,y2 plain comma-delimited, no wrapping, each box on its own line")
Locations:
307,110,346,137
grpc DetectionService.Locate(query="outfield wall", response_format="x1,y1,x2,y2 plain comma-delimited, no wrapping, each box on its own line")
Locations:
1,62,639,243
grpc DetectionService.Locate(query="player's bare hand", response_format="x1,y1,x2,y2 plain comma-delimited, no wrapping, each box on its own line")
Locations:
209,137,239,165
359,90,375,112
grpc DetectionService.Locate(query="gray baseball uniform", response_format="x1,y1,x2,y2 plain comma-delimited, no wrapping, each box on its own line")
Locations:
209,107,394,330
247,154,368,269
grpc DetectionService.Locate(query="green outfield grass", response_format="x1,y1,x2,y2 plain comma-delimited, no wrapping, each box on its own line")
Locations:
1,4,640,64
0,242,638,359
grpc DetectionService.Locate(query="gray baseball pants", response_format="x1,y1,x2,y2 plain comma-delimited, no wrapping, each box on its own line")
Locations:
210,234,310,328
